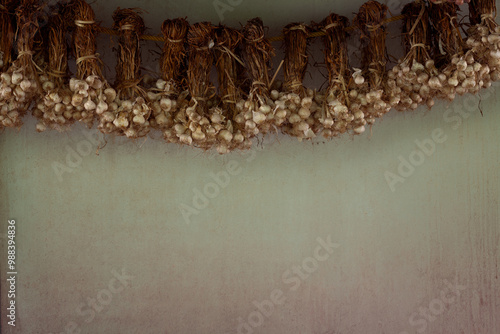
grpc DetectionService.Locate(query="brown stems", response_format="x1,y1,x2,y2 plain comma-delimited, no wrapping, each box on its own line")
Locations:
429,1,464,67
187,22,214,114
160,18,189,90
402,1,432,65
47,13,68,87
283,23,309,96
354,0,388,89
113,8,146,100
320,13,351,103
72,0,102,80
242,18,274,99
214,25,243,118
15,0,40,72
0,0,15,72
468,0,497,28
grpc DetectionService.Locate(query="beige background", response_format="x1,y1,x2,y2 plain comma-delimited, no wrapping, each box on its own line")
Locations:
1,0,499,333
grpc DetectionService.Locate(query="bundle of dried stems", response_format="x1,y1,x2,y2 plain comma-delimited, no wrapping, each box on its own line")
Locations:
186,21,214,118
111,8,150,138
283,23,309,96
150,18,189,138
72,0,102,80
354,0,388,89
0,0,41,128
350,1,390,127
213,25,246,151
468,0,497,29
237,18,275,136
69,0,114,129
33,11,75,132
161,18,189,90
402,1,432,66
317,13,357,137
0,0,15,72
274,23,317,139
429,1,463,67
389,1,438,111
215,25,243,119
321,14,350,104
242,18,273,99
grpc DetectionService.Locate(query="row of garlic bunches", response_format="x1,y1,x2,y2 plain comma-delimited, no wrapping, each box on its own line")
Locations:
0,0,498,153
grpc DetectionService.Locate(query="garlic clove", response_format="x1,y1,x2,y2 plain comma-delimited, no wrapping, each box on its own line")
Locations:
323,117,334,128
160,98,172,111
1,72,11,85
219,129,233,142
298,107,311,119
133,114,146,124
104,88,117,102
20,79,31,91
354,75,365,85
259,105,271,114
233,132,244,143
36,123,47,132
253,111,266,124
84,99,96,111
289,113,301,124
354,125,365,134
11,72,23,85
71,94,84,107
192,127,206,141
210,112,223,124
234,114,245,124
245,120,256,130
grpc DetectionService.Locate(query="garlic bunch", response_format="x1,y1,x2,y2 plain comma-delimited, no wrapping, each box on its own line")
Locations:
174,94,221,150
213,103,248,154
0,68,39,128
348,68,388,130
272,89,318,140
364,89,392,123
108,96,151,139
465,23,500,90
389,60,437,112
69,75,115,129
169,92,254,153
172,95,241,150
95,86,119,135
176,100,209,147
32,75,75,132
319,93,353,138
214,118,245,154
148,79,180,142
439,52,485,100
232,93,276,140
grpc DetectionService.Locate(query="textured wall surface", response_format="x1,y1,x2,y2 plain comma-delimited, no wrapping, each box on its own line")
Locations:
1,0,499,333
